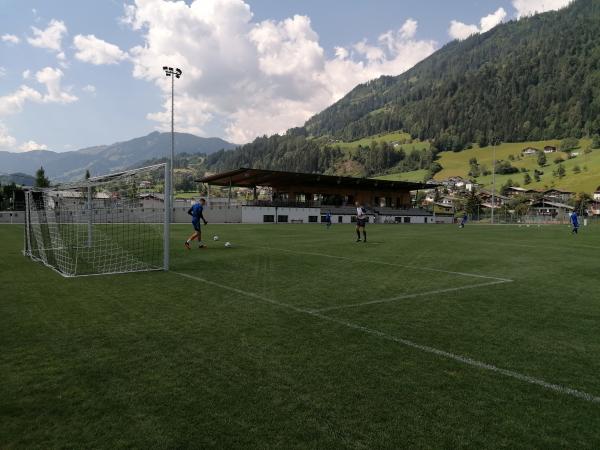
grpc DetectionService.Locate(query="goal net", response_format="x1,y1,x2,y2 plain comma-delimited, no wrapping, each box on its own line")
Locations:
23,163,171,277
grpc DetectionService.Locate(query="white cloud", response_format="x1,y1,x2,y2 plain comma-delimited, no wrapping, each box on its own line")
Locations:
1,34,20,44
82,84,96,93
480,8,508,32
449,7,507,40
125,0,437,143
0,86,44,116
449,21,479,40
22,69,31,79
19,140,48,152
512,0,572,18
0,122,17,149
73,34,128,65
35,67,78,103
0,67,6,78
0,67,77,116
27,19,67,53
400,18,418,39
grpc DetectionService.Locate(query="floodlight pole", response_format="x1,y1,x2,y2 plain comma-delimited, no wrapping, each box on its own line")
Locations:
164,160,171,271
162,66,182,222
491,138,497,225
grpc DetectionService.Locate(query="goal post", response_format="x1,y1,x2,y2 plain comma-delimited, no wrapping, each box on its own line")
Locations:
23,162,171,277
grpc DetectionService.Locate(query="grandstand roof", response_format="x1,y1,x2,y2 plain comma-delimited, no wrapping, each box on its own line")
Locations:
198,168,431,191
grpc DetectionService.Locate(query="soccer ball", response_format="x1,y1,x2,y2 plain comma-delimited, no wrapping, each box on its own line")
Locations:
224,242,232,248
213,235,219,241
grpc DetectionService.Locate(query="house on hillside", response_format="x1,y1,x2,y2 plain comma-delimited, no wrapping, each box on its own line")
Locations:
593,190,600,201
522,147,539,156
479,190,509,206
439,177,467,189
433,202,454,214
465,181,479,192
505,186,538,198
543,145,558,154
542,189,573,203
588,201,600,216
530,200,573,218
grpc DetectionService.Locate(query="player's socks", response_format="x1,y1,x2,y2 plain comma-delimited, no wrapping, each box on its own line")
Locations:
363,231,367,242
184,240,191,249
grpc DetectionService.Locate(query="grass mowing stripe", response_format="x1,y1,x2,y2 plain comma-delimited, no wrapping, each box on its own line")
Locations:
312,280,513,312
247,245,513,282
172,271,600,405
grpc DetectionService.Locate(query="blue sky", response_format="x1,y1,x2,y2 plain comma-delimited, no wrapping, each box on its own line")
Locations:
0,0,571,152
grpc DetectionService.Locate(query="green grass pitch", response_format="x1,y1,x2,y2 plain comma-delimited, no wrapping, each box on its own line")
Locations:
1,223,600,448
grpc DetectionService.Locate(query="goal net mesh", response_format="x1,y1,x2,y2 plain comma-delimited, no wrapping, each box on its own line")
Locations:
24,163,168,277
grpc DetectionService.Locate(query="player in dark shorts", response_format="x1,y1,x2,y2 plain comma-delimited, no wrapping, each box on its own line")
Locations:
185,198,208,249
355,202,367,242
325,211,332,229
570,211,579,234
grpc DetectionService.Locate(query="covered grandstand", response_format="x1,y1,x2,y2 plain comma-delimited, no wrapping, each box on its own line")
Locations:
198,168,452,224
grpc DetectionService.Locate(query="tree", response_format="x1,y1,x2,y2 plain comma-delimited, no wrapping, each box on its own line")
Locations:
592,134,600,149
523,173,532,185
500,179,514,196
573,165,581,174
85,169,91,180
556,164,566,179
494,160,519,174
465,190,481,219
572,192,591,215
35,167,50,188
537,151,547,167
468,157,480,177
560,137,579,152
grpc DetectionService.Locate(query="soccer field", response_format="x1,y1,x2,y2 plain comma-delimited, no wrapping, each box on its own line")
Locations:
1,223,600,448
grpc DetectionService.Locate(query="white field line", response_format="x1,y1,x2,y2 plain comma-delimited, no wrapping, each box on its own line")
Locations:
248,245,512,282
172,271,600,404
312,279,511,313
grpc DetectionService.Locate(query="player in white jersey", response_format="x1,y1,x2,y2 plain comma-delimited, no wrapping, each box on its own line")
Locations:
355,202,368,242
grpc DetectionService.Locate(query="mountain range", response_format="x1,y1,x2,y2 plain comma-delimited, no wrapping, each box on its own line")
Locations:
0,132,235,182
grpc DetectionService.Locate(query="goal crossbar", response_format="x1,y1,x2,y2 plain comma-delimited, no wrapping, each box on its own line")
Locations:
23,162,171,277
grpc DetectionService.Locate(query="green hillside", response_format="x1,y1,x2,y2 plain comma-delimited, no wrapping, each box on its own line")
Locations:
384,139,600,193
305,0,600,147
204,1,600,191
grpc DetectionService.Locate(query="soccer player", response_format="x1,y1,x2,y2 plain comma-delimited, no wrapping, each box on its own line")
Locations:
570,210,579,234
325,210,332,229
185,198,208,249
459,212,467,228
355,202,367,242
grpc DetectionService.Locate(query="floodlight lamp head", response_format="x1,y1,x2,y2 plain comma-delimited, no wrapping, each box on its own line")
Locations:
176,68,182,76
162,66,168,70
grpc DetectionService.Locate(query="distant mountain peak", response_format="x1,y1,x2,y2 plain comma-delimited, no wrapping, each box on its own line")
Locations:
0,132,236,181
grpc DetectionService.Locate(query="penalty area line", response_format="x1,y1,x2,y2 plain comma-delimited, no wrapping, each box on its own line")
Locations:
247,245,513,282
312,279,512,313
172,271,600,404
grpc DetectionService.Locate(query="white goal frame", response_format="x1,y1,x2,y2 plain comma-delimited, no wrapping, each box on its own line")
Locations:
23,162,171,277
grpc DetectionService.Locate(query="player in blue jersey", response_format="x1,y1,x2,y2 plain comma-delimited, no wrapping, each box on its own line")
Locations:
459,212,467,228
185,198,208,249
570,210,579,234
325,211,332,229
